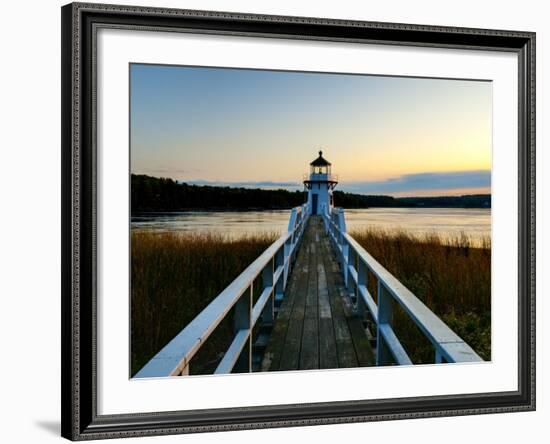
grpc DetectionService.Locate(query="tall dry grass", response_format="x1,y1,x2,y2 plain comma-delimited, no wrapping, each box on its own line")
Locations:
349,228,491,362
131,230,277,376
132,226,490,375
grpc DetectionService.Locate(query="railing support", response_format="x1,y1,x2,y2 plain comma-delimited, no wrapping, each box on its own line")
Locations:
261,259,275,325
346,247,357,301
376,282,394,366
283,238,291,287
276,245,285,302
357,259,368,318
285,207,299,286
342,239,349,287
233,286,252,373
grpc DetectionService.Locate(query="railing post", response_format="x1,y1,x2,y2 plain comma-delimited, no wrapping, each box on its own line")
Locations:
346,247,356,301
342,237,349,286
233,286,252,373
335,208,349,283
283,238,290,287
276,244,285,297
376,282,394,365
287,208,297,232
357,259,368,317
285,207,298,287
261,259,274,325
337,208,347,233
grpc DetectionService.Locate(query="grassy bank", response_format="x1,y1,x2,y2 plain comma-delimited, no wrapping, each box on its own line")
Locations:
349,228,491,362
131,230,277,376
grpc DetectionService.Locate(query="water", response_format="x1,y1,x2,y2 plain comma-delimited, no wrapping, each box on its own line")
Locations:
346,208,490,242
132,208,491,244
132,210,289,237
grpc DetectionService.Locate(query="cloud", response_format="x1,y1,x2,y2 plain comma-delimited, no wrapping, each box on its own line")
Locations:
340,170,491,195
137,168,202,175
186,180,302,190
164,170,491,196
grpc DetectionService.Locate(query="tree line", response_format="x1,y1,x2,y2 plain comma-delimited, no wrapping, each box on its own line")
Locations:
131,174,491,212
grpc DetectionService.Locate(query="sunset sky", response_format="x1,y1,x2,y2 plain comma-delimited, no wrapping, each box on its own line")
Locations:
130,64,492,197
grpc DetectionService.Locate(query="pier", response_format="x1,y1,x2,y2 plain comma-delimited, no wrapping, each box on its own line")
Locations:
135,152,482,378
261,216,375,371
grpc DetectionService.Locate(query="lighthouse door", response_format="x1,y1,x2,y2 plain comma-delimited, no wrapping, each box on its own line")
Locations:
312,194,318,215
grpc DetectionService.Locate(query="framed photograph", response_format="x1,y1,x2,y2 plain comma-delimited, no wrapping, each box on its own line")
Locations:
61,2,536,440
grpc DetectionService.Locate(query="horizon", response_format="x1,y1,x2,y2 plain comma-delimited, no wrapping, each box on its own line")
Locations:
133,173,491,200
130,64,492,197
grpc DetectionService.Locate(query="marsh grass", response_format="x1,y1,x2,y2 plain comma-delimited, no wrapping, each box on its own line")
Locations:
349,228,491,362
131,230,278,376
131,226,491,376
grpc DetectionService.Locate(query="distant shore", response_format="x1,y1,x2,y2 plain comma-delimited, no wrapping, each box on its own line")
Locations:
131,205,490,216
131,173,491,213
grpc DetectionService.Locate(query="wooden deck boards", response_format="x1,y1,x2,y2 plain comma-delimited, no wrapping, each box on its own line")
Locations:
262,216,375,371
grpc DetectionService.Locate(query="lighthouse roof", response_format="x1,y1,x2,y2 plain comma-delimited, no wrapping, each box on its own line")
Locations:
310,150,331,166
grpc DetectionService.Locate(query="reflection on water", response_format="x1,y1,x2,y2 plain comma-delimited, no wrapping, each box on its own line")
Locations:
131,210,290,237
132,208,491,243
345,208,490,242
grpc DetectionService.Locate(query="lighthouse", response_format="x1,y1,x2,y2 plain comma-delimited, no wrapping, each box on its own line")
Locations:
303,150,338,215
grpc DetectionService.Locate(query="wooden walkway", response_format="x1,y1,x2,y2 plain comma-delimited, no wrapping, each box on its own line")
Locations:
261,216,375,371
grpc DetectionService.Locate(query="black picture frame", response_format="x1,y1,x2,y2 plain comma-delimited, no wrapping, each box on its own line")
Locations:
61,2,536,440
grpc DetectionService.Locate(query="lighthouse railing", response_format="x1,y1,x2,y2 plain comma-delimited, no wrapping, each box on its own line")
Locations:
135,203,309,378
302,173,339,182
322,207,483,365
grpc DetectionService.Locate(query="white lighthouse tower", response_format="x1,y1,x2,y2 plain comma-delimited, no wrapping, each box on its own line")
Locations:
303,150,338,215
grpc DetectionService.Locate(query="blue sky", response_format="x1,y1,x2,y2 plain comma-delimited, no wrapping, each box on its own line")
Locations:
130,64,492,196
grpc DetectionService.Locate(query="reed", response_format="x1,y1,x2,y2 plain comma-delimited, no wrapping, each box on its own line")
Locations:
349,228,491,362
131,230,278,376
132,226,491,375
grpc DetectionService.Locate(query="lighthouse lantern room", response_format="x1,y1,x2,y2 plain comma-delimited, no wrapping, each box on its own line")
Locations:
303,150,338,215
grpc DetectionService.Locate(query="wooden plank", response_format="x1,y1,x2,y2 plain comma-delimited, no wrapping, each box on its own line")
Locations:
299,241,319,370
319,224,376,368
318,225,358,369
277,232,312,371
347,316,376,367
261,220,311,371
263,216,373,372
317,262,338,369
331,317,358,368
333,274,376,368
260,257,300,371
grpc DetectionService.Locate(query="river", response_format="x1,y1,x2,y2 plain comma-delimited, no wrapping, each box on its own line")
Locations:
132,208,490,244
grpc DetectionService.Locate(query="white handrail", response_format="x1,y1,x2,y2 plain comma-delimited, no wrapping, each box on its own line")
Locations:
322,207,482,365
135,204,309,378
